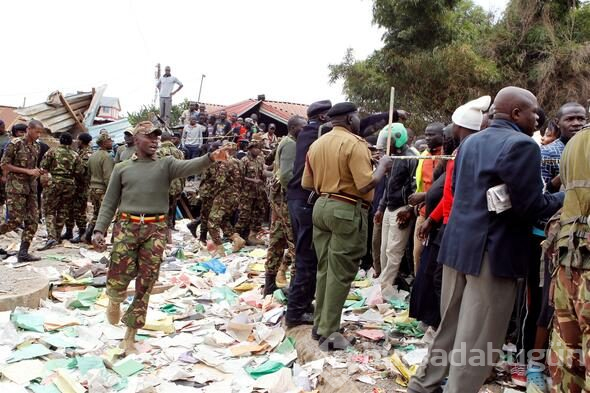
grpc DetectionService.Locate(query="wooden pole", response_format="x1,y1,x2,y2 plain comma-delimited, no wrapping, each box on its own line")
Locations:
386,87,395,156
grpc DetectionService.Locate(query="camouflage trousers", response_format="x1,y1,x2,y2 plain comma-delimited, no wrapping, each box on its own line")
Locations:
235,190,266,237
66,186,89,231
549,265,590,392
266,196,295,276
106,218,167,329
199,195,214,237
43,180,75,241
0,192,38,243
208,195,238,245
89,188,105,226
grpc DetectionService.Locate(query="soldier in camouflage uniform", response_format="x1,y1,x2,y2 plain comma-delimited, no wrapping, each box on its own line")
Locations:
91,121,228,354
265,116,306,294
207,143,246,256
87,133,114,241
66,133,94,243
0,120,45,262
38,133,84,250
157,132,185,241
235,140,267,245
549,125,590,393
187,142,220,243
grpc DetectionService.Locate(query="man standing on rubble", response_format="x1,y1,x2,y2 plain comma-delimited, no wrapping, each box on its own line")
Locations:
207,142,246,257
67,132,94,243
285,100,332,328
38,133,84,251
87,133,114,241
0,119,45,262
265,115,307,295
303,102,392,349
93,121,227,353
156,66,183,124
235,140,267,246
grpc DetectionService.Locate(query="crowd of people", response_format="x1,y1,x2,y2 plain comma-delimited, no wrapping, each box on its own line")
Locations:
1,82,590,392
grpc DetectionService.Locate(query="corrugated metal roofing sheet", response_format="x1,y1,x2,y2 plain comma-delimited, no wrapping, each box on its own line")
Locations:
87,118,131,145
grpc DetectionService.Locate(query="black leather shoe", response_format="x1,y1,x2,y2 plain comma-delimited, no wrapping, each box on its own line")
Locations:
311,326,321,341
286,312,315,328
318,333,356,351
38,239,58,251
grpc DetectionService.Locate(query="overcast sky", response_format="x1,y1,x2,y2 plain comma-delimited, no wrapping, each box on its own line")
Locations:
1,0,508,114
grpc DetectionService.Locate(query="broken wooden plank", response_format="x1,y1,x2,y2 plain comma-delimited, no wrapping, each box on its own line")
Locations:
58,92,87,132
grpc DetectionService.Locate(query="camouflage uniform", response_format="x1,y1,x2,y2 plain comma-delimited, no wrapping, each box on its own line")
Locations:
88,148,114,226
0,137,40,242
208,157,241,245
548,128,590,392
198,163,220,238
106,218,167,328
157,141,185,229
266,176,295,276
235,152,266,237
40,146,83,241
66,144,93,233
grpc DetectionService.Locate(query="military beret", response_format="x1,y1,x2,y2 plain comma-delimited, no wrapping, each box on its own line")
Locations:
326,102,358,118
133,121,162,136
307,100,332,118
96,133,112,144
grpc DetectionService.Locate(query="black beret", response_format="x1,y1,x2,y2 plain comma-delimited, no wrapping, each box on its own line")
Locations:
307,100,332,118
326,102,358,118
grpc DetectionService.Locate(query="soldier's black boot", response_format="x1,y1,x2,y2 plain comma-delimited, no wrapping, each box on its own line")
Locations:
187,220,199,238
61,227,74,241
18,242,41,262
264,273,278,296
85,225,95,244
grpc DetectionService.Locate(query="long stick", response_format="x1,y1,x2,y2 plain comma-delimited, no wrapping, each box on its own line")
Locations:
386,87,395,156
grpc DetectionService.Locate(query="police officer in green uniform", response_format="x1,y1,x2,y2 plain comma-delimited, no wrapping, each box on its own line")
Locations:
302,102,392,349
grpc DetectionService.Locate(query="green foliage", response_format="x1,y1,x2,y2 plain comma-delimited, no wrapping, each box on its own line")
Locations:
126,99,189,127
331,0,590,132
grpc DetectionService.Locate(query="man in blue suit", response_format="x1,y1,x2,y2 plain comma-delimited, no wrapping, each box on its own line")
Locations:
408,87,564,393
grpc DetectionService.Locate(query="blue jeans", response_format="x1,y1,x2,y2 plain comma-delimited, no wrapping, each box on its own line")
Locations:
184,145,201,160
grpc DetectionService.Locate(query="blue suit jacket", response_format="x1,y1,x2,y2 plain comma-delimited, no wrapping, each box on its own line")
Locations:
438,119,563,278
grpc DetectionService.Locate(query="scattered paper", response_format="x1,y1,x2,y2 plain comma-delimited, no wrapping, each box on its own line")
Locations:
7,343,51,363
1,359,45,384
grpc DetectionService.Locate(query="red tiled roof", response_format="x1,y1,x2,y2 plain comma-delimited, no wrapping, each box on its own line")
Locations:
0,106,21,128
194,102,226,114
260,101,308,124
209,99,308,124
